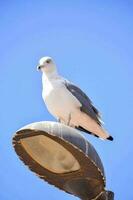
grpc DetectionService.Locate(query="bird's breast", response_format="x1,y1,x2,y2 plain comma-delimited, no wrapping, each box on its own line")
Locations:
42,80,81,118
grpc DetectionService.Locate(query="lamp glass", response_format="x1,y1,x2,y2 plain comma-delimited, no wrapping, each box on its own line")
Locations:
20,135,80,173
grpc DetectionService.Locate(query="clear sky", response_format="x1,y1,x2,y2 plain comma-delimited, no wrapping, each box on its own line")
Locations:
0,1,133,200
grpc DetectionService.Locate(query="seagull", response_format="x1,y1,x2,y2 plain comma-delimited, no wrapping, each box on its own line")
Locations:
37,56,113,141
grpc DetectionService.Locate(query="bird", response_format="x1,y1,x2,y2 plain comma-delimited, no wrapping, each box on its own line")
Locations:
37,56,113,141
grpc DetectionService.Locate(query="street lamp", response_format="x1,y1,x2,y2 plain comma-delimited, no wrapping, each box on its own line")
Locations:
12,121,114,200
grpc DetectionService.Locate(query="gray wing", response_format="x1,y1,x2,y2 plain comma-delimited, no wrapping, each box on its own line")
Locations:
64,81,102,126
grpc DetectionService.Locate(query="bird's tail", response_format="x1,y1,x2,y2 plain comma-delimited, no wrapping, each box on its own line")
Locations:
77,113,113,141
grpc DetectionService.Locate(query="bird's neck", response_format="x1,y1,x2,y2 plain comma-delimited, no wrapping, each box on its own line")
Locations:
42,70,59,82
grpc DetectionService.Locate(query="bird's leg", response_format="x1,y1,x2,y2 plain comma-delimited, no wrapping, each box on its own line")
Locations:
67,113,71,126
58,117,64,124
58,118,61,123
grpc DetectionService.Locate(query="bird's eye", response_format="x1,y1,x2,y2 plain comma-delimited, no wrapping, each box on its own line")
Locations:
46,59,51,64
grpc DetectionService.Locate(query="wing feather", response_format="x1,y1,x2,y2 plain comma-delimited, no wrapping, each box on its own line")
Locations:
65,81,102,126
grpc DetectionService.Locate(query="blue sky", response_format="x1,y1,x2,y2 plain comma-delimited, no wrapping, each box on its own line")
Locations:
0,1,133,200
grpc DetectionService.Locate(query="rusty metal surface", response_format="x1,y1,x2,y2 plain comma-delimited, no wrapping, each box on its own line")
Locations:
12,121,113,200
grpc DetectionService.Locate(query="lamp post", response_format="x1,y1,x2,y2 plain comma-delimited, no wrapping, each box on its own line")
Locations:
12,121,114,200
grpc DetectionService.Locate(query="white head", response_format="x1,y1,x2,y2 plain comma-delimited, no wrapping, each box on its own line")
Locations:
37,56,57,75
